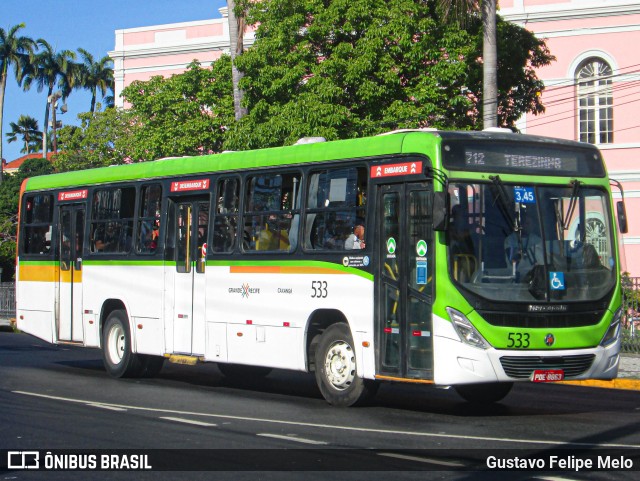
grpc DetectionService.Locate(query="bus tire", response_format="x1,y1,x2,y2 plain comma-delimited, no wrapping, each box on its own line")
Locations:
217,363,272,378
102,309,143,378
314,323,376,407
454,382,513,404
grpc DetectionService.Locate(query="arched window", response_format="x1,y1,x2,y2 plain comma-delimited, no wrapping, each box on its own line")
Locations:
576,58,613,144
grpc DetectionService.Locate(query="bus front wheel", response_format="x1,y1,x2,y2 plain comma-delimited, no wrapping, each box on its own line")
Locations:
102,309,143,378
454,382,513,404
314,323,376,407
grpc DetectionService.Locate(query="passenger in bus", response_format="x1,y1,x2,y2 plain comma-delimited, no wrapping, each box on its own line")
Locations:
582,243,601,268
504,213,543,270
345,224,365,250
139,221,157,252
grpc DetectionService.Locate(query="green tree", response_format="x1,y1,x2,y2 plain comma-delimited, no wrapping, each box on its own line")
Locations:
225,0,552,150
0,23,35,182
54,107,137,172
55,57,234,170
77,48,114,113
22,39,76,156
121,58,234,161
6,114,42,154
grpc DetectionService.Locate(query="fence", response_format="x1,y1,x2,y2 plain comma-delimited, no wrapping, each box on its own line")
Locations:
0,282,16,321
622,276,640,354
1,279,639,351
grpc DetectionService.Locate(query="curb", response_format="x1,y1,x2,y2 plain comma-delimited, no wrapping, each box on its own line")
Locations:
559,378,640,391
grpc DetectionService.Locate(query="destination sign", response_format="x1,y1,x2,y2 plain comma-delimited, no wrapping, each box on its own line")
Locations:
443,141,605,177
58,189,88,202
370,161,423,178
170,178,211,192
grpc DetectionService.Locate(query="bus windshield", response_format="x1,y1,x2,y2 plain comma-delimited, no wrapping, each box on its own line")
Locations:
448,181,616,303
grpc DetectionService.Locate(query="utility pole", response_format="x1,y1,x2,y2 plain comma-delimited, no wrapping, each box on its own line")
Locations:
482,0,498,128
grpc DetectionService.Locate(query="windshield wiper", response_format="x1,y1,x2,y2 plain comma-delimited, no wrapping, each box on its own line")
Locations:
489,175,517,232
563,179,581,230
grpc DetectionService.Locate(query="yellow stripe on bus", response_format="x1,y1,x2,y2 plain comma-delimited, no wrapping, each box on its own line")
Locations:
229,265,349,275
19,264,81,283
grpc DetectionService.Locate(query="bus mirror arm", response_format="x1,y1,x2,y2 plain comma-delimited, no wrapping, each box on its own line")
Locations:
433,191,449,231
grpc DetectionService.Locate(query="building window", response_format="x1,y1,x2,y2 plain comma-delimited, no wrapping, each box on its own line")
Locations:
576,58,613,144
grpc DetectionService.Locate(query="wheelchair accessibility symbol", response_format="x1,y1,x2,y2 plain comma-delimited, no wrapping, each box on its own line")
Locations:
549,271,565,290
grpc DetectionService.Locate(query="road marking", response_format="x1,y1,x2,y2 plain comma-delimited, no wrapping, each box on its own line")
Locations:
86,403,127,412
257,433,327,445
12,390,640,449
532,478,581,481
378,452,465,467
160,416,218,427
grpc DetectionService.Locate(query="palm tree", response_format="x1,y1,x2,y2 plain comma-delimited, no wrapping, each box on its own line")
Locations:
6,114,42,154
0,23,35,182
227,0,248,120
22,39,76,157
438,0,498,128
77,48,114,113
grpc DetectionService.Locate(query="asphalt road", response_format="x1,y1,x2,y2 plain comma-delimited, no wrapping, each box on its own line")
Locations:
1,329,639,480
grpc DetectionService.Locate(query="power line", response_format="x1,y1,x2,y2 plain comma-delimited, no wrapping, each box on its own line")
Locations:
478,62,640,114
525,85,640,127
525,93,640,131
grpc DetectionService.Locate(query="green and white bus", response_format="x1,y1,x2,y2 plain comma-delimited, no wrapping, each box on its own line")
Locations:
16,130,626,405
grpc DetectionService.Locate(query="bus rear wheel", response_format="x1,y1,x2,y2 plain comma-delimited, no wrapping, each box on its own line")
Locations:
314,323,376,407
102,309,143,378
454,382,513,404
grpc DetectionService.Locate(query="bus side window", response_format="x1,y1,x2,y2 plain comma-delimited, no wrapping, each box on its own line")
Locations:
135,184,162,254
243,172,300,253
90,187,135,254
212,178,239,253
304,167,367,251
21,194,54,256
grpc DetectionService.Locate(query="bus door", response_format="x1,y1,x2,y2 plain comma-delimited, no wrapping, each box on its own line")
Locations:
376,182,434,379
57,205,85,342
169,197,209,355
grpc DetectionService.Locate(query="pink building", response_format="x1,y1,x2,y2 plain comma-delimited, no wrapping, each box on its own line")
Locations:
501,0,640,276
109,1,640,275
108,7,254,108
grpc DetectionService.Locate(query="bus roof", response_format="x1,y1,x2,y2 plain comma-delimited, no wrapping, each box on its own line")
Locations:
23,130,599,191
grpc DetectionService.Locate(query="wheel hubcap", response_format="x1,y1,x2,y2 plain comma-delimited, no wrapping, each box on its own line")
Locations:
324,340,356,390
107,324,125,365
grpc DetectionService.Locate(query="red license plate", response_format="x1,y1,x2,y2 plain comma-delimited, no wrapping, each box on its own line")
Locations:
531,369,565,382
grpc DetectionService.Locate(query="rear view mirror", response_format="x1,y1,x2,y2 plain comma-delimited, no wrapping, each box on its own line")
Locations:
617,201,628,234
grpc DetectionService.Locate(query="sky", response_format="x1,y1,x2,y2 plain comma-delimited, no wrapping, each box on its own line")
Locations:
1,0,228,164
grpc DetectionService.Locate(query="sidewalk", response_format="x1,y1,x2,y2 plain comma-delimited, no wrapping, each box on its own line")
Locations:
0,317,13,329
618,353,640,379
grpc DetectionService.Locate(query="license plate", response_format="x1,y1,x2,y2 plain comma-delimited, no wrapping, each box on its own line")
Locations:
531,369,565,382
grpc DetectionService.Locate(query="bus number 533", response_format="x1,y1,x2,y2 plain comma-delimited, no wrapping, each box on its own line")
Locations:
507,332,530,348
311,281,328,298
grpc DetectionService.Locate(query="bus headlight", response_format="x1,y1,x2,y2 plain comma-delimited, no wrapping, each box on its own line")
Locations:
446,307,490,350
600,308,622,347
